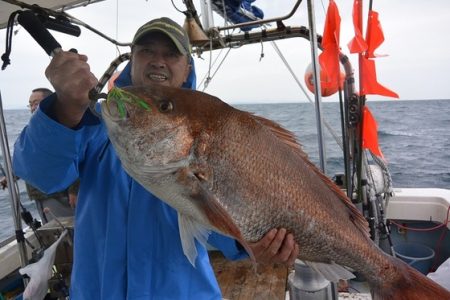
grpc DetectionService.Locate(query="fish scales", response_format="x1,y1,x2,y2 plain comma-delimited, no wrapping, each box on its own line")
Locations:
102,85,450,300
206,109,368,259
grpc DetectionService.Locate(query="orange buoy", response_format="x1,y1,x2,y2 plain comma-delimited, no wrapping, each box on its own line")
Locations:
304,63,345,97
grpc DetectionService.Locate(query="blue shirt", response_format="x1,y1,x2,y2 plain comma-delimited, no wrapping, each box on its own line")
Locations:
13,63,247,299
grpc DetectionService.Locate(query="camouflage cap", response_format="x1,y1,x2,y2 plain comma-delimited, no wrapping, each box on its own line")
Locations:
132,17,190,55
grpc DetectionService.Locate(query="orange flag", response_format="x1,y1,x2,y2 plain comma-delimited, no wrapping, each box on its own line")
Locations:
347,0,367,54
318,0,341,92
348,0,398,98
361,57,399,98
365,11,385,58
362,106,384,159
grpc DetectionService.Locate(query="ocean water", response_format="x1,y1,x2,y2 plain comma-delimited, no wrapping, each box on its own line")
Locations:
0,100,449,241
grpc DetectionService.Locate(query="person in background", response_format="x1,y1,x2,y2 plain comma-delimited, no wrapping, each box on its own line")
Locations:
3,88,80,223
28,88,52,114
13,17,299,299
25,176,79,224
27,88,79,223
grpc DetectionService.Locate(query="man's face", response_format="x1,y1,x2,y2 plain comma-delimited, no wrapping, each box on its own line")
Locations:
28,91,45,113
131,32,191,88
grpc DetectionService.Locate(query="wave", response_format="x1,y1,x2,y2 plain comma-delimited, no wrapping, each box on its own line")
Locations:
378,130,416,138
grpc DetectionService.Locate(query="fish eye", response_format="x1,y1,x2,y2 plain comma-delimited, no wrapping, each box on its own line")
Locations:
158,100,173,113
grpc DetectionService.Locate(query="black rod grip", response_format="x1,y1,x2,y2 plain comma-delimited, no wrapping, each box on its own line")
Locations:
17,10,61,56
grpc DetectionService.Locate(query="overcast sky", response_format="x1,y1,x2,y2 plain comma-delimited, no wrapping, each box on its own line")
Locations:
0,0,449,109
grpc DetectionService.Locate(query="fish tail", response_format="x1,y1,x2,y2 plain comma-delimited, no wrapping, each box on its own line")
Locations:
372,257,450,300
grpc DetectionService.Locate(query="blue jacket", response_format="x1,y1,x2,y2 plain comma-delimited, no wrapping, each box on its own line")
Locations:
13,62,247,299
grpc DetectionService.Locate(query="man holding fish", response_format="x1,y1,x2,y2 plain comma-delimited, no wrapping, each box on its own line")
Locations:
13,17,298,299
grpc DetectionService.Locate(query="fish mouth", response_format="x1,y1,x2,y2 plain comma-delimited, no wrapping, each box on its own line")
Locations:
102,99,129,121
102,87,152,121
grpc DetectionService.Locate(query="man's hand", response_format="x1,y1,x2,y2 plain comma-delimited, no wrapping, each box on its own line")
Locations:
45,50,98,128
248,228,299,267
68,193,77,208
0,176,7,190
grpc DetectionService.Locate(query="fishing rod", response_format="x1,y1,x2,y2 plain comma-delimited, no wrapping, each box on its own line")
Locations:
0,90,28,269
14,9,122,120
15,10,109,102
0,160,44,235
0,94,48,270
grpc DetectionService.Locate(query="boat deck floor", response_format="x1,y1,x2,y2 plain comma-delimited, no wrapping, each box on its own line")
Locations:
209,251,372,300
209,251,289,299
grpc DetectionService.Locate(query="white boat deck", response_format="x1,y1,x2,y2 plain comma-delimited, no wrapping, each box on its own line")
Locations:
387,188,450,228
0,230,38,280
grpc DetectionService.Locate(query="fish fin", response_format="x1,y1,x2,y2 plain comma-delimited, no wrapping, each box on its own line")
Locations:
311,165,371,237
178,212,211,267
192,182,255,262
306,160,371,237
252,114,370,237
251,114,309,159
371,257,450,300
304,260,355,282
177,167,253,261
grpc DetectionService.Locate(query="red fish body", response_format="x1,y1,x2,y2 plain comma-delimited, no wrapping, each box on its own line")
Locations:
101,85,450,300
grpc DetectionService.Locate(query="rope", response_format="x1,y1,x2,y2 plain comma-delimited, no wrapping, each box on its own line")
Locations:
259,39,264,61
201,47,231,92
371,151,393,193
114,0,120,56
270,41,344,150
198,47,231,91
171,0,185,13
221,0,229,33
390,205,450,232
88,53,131,118
1,11,20,70
94,52,131,93
205,38,214,88
366,150,393,211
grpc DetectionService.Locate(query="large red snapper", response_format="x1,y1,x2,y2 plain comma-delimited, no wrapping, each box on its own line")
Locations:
101,85,450,300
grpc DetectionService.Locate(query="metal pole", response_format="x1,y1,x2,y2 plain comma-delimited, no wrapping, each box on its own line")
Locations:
356,0,366,204
0,91,28,268
199,0,215,30
306,0,327,172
